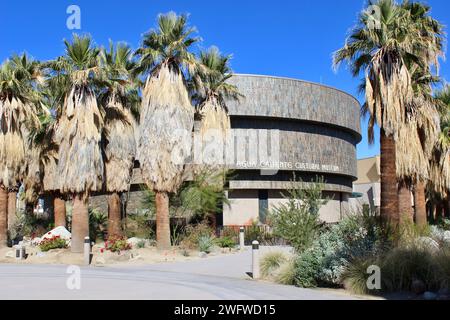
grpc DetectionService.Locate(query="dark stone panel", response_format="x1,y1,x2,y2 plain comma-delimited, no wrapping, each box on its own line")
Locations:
227,74,361,137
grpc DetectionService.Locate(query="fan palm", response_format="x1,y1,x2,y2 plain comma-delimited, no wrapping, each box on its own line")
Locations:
98,41,140,238
0,54,41,246
38,73,70,228
333,0,443,227
429,85,450,220
395,1,444,225
195,47,241,137
135,12,200,249
47,34,104,252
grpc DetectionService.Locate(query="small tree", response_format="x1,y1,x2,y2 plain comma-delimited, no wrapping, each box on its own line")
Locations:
269,177,328,253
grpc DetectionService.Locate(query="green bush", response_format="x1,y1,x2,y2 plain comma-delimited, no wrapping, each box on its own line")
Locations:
89,209,107,243
293,213,384,288
268,177,327,253
215,236,236,248
136,240,146,249
198,235,215,253
261,251,288,278
39,236,68,252
181,223,214,249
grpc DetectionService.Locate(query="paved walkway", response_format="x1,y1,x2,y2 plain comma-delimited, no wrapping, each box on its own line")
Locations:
0,247,359,300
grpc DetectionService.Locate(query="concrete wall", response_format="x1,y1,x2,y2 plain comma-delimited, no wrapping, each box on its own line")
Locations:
223,189,344,226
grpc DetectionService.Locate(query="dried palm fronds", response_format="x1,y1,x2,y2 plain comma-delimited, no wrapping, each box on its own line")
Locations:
56,86,104,195
104,96,136,192
198,96,230,137
138,64,194,193
365,49,414,141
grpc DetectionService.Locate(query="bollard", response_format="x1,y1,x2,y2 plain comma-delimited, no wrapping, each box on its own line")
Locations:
239,227,245,250
252,240,260,279
84,237,91,266
15,245,26,260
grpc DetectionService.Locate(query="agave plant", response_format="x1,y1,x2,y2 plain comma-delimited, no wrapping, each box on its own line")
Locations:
46,34,104,252
0,54,42,246
98,41,140,238
135,12,200,249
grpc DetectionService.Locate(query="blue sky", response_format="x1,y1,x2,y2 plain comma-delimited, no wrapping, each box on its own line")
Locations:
1,0,450,159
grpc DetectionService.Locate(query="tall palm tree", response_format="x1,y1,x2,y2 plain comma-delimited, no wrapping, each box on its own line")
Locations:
0,54,41,246
98,42,140,238
38,74,69,228
192,47,240,228
396,1,444,226
333,0,443,227
47,35,104,252
135,12,200,249
195,47,241,137
429,85,450,221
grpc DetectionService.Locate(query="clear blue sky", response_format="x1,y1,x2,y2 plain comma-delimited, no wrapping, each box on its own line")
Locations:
2,0,450,159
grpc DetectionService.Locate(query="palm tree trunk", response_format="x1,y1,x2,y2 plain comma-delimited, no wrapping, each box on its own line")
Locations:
380,130,399,227
0,186,8,247
398,183,413,224
7,191,17,231
414,181,427,227
155,191,171,250
54,193,66,228
107,192,123,238
71,194,89,253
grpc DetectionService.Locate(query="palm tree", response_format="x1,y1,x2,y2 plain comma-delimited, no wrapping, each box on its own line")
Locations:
192,47,240,228
195,47,241,137
429,85,450,221
98,42,140,238
135,12,200,249
47,35,104,252
396,1,444,226
0,54,41,246
333,0,443,227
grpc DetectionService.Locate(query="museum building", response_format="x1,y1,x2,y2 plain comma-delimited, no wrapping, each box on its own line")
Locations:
220,74,361,226
88,74,361,227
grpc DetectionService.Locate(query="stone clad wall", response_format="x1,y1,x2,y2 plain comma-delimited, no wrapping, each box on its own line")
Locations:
227,74,361,135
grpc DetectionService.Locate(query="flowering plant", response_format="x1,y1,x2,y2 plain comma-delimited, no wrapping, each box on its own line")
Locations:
104,236,132,253
39,235,68,252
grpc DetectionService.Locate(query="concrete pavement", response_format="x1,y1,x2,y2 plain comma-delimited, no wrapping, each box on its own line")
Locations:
0,247,359,300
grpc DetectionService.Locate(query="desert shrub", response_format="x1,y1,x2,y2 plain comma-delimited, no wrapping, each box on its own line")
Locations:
268,177,327,253
342,245,450,295
181,222,214,249
261,251,288,278
294,212,384,288
341,257,378,295
39,236,68,252
124,212,155,240
198,235,215,253
89,209,107,243
274,259,296,285
397,215,431,245
136,240,146,249
215,236,236,248
9,209,54,244
171,223,186,246
244,221,277,245
105,236,132,253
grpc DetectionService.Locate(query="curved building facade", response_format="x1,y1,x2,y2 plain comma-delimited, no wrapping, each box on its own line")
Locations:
222,74,361,225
